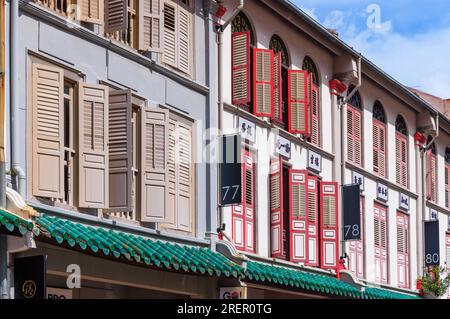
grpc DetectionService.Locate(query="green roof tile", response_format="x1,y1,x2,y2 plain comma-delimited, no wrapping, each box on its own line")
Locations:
0,208,34,235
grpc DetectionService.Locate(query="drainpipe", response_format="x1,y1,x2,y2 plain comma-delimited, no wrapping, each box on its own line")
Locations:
337,56,362,261
417,113,440,277
10,0,25,196
216,0,244,237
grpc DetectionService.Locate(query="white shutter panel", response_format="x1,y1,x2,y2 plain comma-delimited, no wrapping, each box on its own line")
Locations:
31,64,64,199
105,0,128,33
78,83,109,208
141,106,170,222
138,0,164,52
108,89,132,212
78,0,104,25
177,5,191,75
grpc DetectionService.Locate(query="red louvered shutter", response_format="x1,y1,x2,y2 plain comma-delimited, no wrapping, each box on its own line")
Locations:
231,31,251,106
273,52,283,123
289,170,308,263
396,133,408,187
307,175,319,267
232,150,255,253
426,151,437,202
270,157,284,258
319,181,339,270
347,106,362,166
446,164,450,208
288,70,309,134
374,204,388,284
397,211,409,288
253,49,274,117
310,83,320,146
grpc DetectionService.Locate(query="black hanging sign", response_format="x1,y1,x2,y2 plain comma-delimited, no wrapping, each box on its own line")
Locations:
14,255,47,299
343,184,361,241
424,220,440,267
220,134,242,206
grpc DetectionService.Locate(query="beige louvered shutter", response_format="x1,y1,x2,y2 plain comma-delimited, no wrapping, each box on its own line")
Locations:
253,49,274,117
141,107,170,222
32,64,64,199
373,123,379,174
232,31,251,106
177,5,191,75
78,83,109,208
347,108,354,162
108,89,132,212
105,0,128,33
354,110,362,166
288,70,309,134
162,1,177,67
78,0,104,25
138,0,164,52
379,125,386,177
273,52,282,122
310,84,320,145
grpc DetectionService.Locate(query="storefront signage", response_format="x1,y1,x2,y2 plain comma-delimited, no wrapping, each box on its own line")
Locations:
220,134,242,206
424,220,440,267
376,183,388,202
399,193,410,211
429,208,438,221
307,150,322,173
352,171,365,191
219,287,247,299
275,135,291,159
239,118,256,144
14,255,47,299
343,184,361,241
47,287,73,299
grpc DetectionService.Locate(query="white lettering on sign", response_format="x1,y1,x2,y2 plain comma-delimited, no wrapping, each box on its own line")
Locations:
377,183,388,202
399,193,410,211
307,150,322,173
275,136,292,159
352,171,365,191
238,118,256,144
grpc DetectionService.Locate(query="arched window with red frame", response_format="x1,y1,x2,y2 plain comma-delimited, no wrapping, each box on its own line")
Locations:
395,115,408,187
346,86,363,166
373,101,386,177
303,56,321,147
426,136,437,202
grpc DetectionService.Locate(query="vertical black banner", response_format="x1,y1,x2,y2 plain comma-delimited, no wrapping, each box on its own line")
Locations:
343,184,361,241
424,220,440,266
220,134,242,206
14,255,47,299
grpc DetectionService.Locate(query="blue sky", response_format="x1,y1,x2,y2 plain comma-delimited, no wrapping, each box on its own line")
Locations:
291,0,450,98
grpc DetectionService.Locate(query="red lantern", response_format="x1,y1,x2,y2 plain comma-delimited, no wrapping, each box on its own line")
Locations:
414,131,427,148
215,5,227,19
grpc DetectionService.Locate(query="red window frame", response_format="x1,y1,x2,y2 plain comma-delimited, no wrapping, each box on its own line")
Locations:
287,70,309,135
347,105,363,166
270,157,284,258
349,196,365,278
231,31,251,106
395,133,409,188
319,181,339,270
252,48,274,118
426,150,438,202
396,211,410,289
309,83,321,147
374,203,388,284
231,150,255,253
373,119,386,178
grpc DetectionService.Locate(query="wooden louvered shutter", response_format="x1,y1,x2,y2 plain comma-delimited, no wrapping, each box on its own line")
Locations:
401,138,408,186
138,0,164,52
426,151,437,201
349,197,364,277
141,107,169,222
177,5,191,75
232,31,251,106
374,205,388,284
108,89,132,212
347,107,354,162
354,109,362,166
310,84,320,146
32,64,64,199
78,83,109,208
307,175,319,267
288,70,309,134
396,133,408,186
373,121,386,177
273,52,282,122
105,0,128,33
253,49,274,117
320,181,339,270
446,164,450,208
270,157,284,258
289,170,309,263
244,152,255,252
397,212,409,288
165,117,193,232
78,0,104,25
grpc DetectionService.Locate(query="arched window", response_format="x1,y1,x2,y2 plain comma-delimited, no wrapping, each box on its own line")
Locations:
426,136,437,202
231,12,255,44
395,115,408,187
445,148,450,207
373,101,386,124
269,35,289,67
302,56,319,86
346,85,363,166
347,85,362,110
373,101,386,177
395,115,407,136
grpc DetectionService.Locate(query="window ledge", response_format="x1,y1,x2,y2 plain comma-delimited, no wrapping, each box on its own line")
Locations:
223,103,335,161
27,200,210,247
426,200,450,216
346,161,419,199
20,1,209,96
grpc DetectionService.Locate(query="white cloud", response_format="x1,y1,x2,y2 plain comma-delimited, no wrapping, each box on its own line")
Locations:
299,6,319,21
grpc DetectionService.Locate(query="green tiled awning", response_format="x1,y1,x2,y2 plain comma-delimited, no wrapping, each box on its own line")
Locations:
34,214,241,278
0,208,36,235
363,287,419,300
244,261,362,298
